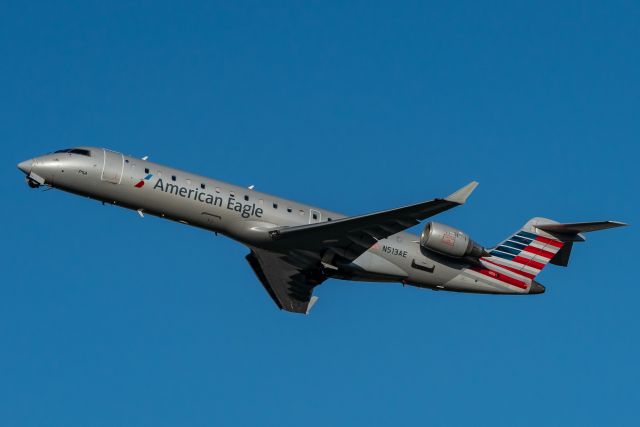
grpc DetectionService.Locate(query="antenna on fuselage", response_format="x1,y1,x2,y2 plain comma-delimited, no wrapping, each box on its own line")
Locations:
248,185,255,190
142,156,149,160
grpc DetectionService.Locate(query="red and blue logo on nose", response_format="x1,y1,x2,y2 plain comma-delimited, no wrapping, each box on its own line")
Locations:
134,174,154,188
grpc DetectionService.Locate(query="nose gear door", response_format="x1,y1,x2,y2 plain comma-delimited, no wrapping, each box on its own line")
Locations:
101,149,124,184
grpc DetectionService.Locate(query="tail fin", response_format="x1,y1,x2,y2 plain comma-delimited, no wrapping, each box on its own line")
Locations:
484,217,627,280
486,218,567,281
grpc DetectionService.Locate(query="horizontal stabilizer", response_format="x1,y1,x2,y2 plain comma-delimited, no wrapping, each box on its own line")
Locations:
536,221,627,235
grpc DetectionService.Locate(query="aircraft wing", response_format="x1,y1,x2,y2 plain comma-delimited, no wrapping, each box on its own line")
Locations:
245,248,325,314
267,181,478,263
247,181,477,313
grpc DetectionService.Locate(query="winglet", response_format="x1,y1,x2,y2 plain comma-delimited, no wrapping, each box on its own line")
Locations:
306,296,319,315
445,181,479,204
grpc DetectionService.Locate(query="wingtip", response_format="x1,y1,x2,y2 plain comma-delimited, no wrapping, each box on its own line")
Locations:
609,221,628,227
445,181,479,204
305,296,319,315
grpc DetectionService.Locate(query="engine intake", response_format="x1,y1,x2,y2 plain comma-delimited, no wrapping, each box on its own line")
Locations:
420,222,486,258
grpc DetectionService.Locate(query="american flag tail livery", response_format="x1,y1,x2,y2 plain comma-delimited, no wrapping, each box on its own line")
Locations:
468,217,626,294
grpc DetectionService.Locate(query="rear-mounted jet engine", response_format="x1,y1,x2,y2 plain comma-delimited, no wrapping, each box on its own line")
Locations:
420,221,487,258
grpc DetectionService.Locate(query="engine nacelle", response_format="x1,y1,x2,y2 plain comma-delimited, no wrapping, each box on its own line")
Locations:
420,222,486,258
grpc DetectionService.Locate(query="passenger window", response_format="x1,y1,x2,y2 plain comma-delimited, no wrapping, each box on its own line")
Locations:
145,168,150,174
312,213,318,220
201,183,206,189
244,195,249,201
287,208,292,213
299,209,304,215
186,179,191,185
273,202,278,209
328,218,333,221
171,175,177,181
215,187,220,193
230,191,235,197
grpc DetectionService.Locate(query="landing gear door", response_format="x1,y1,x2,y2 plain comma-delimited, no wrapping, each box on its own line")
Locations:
309,209,321,224
101,149,124,184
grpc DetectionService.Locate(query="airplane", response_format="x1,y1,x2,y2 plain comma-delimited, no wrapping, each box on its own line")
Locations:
17,147,627,314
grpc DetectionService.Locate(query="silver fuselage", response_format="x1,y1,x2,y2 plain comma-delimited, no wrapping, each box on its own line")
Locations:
18,147,533,295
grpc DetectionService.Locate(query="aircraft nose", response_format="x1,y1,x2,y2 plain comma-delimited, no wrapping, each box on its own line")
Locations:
529,281,545,294
17,159,33,175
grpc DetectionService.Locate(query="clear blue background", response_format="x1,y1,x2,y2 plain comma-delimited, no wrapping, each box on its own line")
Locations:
1,1,637,425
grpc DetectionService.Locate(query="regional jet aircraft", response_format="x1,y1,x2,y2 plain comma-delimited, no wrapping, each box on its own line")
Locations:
17,148,626,314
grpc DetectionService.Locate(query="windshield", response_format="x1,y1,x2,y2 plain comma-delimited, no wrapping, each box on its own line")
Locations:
54,148,92,156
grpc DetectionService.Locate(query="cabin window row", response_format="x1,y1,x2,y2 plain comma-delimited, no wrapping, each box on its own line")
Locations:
139,169,333,221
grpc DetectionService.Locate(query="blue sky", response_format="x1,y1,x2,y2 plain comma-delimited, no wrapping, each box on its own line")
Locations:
1,1,638,425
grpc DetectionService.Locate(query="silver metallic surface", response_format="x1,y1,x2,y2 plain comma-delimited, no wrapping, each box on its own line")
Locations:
16,146,625,314
420,222,485,258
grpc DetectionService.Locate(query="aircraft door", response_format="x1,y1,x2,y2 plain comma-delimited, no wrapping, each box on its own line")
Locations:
309,209,321,224
101,149,124,184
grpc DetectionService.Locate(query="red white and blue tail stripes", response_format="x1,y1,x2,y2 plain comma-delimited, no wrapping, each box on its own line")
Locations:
468,228,564,291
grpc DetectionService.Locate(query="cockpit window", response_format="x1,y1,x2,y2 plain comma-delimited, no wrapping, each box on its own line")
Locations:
54,148,91,156
69,148,91,156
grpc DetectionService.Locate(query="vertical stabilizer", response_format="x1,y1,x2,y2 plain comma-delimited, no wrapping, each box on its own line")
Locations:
485,218,566,282
470,217,626,293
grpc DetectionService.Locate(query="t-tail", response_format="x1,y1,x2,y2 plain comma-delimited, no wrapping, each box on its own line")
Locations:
470,217,626,294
